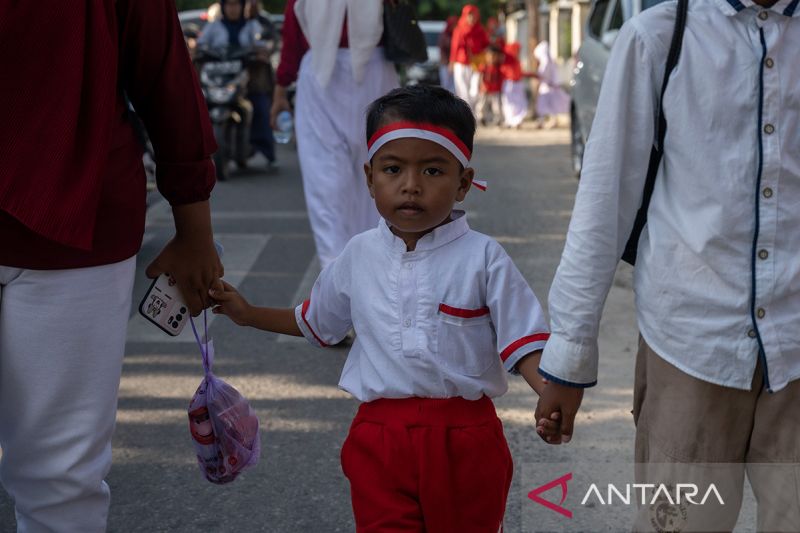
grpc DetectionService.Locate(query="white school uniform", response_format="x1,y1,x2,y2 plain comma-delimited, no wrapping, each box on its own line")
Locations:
293,1,399,269
294,211,549,402
295,49,398,269
502,79,528,127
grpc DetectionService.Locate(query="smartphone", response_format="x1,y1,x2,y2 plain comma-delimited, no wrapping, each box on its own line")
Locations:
138,241,224,336
139,272,190,336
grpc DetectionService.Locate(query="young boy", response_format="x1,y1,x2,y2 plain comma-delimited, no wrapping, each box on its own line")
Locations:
476,46,504,126
211,85,552,531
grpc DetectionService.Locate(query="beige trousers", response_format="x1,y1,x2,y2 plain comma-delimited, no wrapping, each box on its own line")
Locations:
632,337,800,532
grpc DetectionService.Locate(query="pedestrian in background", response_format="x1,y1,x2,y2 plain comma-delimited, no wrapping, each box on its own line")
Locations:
198,0,262,49
0,1,222,530
536,0,800,530
244,0,279,170
449,4,489,111
476,45,504,127
271,0,398,269
532,40,568,129
437,15,458,93
500,42,530,129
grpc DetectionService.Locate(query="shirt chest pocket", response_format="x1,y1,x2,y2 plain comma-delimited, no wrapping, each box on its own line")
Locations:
436,303,497,376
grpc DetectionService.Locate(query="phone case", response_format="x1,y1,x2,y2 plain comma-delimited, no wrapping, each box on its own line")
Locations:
138,273,190,336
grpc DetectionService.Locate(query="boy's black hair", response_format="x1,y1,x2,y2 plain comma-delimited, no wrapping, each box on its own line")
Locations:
366,85,476,156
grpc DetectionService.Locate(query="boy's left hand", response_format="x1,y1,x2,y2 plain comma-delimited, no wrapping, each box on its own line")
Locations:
209,280,252,326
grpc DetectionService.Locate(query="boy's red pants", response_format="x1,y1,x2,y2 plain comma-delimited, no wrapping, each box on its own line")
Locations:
341,395,513,532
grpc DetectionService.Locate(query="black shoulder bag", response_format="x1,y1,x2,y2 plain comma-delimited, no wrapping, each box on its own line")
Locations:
382,0,428,65
621,0,688,265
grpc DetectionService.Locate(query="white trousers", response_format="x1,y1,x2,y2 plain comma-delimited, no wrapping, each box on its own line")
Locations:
0,257,136,532
453,62,480,111
501,80,528,127
476,92,502,125
295,48,399,269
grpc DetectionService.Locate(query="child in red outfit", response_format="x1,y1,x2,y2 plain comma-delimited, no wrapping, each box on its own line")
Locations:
476,46,504,126
500,42,531,128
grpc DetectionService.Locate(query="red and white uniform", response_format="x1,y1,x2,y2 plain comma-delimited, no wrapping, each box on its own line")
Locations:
295,210,549,401
294,210,547,530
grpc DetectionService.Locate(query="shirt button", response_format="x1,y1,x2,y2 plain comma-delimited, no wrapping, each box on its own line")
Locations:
748,329,757,338
758,10,768,20
405,263,413,270
404,319,411,327
758,249,769,260
763,187,773,198
765,57,774,68
764,124,775,134
757,308,766,319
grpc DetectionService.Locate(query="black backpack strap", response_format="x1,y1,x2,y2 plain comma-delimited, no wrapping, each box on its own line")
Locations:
620,0,688,266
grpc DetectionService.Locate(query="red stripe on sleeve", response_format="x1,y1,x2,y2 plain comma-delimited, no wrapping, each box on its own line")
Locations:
500,333,550,362
301,299,329,348
438,304,490,318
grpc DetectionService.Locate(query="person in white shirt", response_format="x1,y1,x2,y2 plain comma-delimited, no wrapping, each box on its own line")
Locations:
211,85,555,531
535,0,800,530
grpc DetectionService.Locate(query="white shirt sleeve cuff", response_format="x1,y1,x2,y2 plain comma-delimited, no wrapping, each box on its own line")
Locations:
538,334,599,387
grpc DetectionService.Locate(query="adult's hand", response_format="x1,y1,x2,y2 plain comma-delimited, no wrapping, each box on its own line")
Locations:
145,200,223,316
270,85,291,129
534,382,584,444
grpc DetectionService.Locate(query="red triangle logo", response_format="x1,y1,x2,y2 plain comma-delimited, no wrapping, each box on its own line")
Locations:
528,472,573,518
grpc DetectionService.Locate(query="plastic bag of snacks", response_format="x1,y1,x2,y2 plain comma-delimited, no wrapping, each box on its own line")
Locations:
187,311,260,484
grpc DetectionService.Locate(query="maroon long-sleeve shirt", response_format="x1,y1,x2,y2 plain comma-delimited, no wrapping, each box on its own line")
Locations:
0,0,217,269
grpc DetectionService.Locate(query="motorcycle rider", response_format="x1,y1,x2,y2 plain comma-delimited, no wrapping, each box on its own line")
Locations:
198,0,274,172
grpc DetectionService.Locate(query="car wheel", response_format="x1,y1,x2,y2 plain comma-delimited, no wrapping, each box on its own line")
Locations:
570,107,585,179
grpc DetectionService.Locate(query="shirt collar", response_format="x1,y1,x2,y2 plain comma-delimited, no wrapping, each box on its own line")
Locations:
716,0,799,17
378,210,470,253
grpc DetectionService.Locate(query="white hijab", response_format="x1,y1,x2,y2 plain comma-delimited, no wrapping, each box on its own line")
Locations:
294,0,383,87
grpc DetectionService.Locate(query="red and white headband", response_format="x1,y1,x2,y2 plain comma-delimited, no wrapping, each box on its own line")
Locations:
367,121,487,191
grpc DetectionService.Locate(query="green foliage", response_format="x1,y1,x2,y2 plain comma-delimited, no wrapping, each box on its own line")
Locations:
418,0,502,20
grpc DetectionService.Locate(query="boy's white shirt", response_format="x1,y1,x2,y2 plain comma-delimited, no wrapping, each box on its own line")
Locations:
293,0,383,88
540,0,800,391
294,211,550,402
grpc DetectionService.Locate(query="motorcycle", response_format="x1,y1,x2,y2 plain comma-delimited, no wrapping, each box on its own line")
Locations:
195,46,257,181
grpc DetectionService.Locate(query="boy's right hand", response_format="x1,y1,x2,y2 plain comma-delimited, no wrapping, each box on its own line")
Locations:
209,280,252,326
535,382,584,445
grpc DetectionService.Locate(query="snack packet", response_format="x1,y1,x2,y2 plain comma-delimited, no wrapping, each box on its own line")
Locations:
187,312,260,483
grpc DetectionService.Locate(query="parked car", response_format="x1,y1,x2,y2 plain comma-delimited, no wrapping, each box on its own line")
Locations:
570,0,665,177
405,20,445,86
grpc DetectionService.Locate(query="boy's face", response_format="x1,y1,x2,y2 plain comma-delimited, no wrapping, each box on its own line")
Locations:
365,136,474,245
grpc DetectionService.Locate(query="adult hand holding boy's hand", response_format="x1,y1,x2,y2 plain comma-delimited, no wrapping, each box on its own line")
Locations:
146,201,223,316
209,280,253,326
535,383,584,444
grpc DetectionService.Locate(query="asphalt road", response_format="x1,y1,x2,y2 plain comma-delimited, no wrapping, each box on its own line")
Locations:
0,125,758,532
